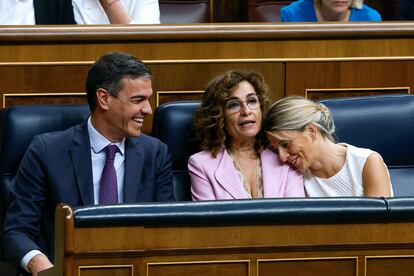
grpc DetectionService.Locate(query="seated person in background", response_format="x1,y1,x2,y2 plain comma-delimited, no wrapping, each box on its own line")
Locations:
73,0,160,24
0,0,75,25
1,52,174,275
400,0,414,20
280,0,381,22
188,71,305,200
262,96,392,197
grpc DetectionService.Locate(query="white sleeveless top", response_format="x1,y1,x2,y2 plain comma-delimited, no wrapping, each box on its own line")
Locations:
304,143,392,197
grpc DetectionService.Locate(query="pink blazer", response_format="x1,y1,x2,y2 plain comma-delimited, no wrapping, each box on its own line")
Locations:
188,148,305,200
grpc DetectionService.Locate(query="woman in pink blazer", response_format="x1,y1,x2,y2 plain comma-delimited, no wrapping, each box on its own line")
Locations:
188,70,305,200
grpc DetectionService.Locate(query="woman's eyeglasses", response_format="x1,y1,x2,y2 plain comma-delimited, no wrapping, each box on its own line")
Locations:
225,95,260,115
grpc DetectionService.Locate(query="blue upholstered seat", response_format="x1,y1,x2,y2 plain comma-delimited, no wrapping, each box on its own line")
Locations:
0,104,90,223
152,101,200,201
321,94,414,196
74,197,389,227
2,94,413,211
0,104,90,274
153,95,414,198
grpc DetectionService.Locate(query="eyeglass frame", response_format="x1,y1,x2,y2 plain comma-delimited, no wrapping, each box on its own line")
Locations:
224,94,262,115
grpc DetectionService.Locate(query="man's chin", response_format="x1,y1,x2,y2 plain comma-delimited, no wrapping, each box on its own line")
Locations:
128,129,141,137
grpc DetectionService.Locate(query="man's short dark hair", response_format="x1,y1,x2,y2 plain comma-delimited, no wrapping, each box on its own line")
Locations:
86,52,152,112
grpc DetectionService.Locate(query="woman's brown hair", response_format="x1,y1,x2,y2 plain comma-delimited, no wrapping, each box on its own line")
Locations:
192,70,270,157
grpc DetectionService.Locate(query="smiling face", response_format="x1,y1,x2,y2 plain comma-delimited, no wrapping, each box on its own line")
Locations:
99,76,153,142
224,81,262,145
321,0,352,14
266,129,315,172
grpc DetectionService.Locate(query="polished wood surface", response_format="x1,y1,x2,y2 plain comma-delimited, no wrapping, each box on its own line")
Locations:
287,61,414,98
37,204,414,276
1,23,414,133
258,258,357,276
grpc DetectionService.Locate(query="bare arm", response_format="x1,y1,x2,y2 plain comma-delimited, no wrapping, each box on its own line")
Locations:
362,153,392,197
99,0,132,24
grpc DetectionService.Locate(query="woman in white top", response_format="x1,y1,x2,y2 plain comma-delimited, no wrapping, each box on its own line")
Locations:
262,96,392,197
72,0,160,24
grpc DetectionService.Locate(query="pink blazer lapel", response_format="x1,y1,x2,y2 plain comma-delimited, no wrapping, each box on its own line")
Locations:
214,149,250,199
261,149,283,198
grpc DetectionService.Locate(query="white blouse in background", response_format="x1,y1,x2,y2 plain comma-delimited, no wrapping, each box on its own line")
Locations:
0,0,35,25
72,0,160,24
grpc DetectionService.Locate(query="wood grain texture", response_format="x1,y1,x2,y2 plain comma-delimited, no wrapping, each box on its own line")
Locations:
285,61,414,97
1,23,414,134
366,256,414,276
41,205,414,276
258,258,357,276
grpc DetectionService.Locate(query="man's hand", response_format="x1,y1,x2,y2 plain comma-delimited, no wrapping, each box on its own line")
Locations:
28,254,53,276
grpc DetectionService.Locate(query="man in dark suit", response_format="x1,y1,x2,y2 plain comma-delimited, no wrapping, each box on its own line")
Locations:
34,0,76,24
1,52,174,275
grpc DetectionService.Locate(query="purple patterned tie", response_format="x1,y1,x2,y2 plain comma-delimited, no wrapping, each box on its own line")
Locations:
99,144,119,204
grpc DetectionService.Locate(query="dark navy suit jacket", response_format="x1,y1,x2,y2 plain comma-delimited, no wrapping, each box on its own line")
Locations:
1,121,174,267
34,0,75,24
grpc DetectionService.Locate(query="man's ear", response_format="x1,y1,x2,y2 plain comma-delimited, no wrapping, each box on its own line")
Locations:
96,88,110,110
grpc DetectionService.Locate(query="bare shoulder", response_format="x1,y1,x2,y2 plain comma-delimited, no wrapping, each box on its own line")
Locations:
362,152,391,197
366,152,385,165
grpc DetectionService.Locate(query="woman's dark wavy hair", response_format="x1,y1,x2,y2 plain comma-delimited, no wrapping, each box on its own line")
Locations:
192,70,270,158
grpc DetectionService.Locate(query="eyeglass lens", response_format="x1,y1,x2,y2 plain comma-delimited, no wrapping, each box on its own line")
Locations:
225,95,260,114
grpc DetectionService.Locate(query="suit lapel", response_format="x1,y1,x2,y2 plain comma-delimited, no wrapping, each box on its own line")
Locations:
71,122,94,205
214,149,249,199
261,149,279,198
123,137,143,203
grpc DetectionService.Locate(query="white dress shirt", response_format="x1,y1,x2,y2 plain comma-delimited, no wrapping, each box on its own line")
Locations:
72,0,160,24
87,117,126,204
0,0,35,25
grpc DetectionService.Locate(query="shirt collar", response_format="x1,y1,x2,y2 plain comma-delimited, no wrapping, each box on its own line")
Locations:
87,117,125,155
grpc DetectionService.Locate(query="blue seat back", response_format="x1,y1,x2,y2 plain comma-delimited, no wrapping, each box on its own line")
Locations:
0,104,90,226
321,95,414,196
152,101,200,201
